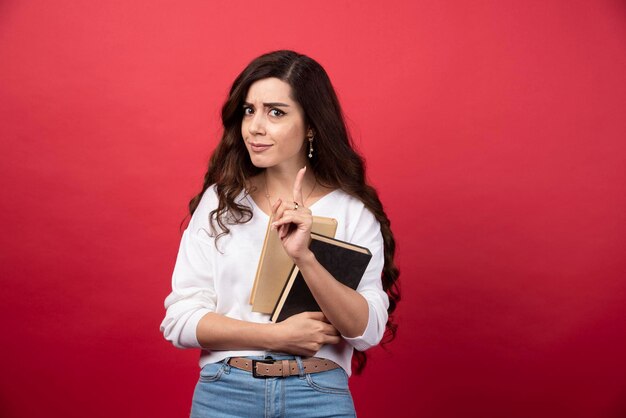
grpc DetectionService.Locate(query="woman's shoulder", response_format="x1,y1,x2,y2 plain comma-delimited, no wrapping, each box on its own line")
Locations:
187,185,220,232
322,188,368,211
314,189,381,246
196,184,220,213
315,188,378,226
189,184,251,225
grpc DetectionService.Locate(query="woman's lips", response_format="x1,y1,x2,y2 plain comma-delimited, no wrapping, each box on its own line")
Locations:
250,143,272,152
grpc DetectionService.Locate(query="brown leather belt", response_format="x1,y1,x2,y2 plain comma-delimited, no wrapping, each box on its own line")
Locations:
227,357,340,378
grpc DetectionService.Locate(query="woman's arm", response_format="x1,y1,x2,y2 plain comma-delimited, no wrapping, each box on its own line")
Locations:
160,212,343,357
271,168,389,348
292,253,369,338
161,227,343,356
195,311,341,357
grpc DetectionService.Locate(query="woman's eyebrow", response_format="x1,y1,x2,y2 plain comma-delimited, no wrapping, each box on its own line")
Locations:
243,101,291,107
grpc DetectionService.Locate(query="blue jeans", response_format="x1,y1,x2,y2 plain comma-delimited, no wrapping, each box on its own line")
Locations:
190,354,356,418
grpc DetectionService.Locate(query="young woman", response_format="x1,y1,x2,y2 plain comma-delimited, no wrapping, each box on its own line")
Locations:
160,50,400,418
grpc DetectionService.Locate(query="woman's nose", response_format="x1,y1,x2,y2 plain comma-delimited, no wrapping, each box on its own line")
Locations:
247,112,266,135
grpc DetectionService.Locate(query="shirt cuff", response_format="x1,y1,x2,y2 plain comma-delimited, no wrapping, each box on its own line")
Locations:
342,302,380,352
179,308,212,349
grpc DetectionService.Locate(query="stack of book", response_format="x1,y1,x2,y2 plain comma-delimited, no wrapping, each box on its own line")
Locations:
249,216,372,322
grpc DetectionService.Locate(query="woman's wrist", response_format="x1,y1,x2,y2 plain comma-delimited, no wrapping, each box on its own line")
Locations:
292,249,316,267
262,322,281,352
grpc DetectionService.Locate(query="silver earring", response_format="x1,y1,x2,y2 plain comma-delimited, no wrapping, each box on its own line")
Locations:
308,137,314,158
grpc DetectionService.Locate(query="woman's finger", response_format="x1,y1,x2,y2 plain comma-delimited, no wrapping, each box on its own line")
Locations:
281,208,311,219
322,324,340,336
272,214,299,228
292,166,306,207
323,335,341,345
271,198,282,218
278,224,289,239
274,199,288,222
306,311,327,321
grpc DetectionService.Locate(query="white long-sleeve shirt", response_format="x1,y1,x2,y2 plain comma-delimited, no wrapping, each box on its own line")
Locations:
159,185,389,376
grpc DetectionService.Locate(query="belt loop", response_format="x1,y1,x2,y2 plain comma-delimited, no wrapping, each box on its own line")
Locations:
295,356,305,377
222,357,231,373
281,360,290,377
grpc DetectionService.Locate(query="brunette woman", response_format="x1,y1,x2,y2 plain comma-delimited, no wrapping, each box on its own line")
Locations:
160,50,399,418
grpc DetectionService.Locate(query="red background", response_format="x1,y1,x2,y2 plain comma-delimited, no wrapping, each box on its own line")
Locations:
1,1,625,417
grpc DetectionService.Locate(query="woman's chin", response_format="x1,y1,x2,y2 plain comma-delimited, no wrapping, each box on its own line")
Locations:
249,156,274,169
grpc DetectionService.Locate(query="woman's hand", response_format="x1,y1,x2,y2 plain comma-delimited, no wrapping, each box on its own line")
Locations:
268,312,341,357
271,166,314,262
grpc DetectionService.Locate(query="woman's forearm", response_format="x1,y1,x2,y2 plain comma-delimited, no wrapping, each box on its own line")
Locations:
196,312,275,351
294,251,369,338
195,310,342,357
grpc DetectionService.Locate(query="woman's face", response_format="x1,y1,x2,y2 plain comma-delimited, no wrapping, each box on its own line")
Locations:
241,77,309,171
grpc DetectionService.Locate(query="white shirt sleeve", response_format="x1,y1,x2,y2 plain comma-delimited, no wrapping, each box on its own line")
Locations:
341,205,389,352
159,192,217,350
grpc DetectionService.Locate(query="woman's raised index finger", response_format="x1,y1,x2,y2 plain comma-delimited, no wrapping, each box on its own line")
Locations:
292,166,306,206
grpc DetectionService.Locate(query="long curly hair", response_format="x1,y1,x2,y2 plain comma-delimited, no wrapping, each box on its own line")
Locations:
184,50,400,374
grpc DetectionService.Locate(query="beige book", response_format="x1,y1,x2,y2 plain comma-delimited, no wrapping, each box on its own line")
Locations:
250,216,337,314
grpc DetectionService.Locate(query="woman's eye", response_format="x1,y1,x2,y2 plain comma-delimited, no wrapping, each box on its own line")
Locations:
269,109,285,117
243,106,254,115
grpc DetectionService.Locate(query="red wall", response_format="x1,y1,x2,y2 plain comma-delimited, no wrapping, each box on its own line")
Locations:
1,1,625,417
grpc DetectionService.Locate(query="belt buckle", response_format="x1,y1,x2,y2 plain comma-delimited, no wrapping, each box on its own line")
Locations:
251,359,275,378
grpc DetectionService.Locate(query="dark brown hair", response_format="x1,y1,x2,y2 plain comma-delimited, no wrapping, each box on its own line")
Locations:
184,50,400,374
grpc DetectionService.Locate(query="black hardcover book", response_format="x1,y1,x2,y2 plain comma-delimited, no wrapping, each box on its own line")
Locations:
270,232,372,322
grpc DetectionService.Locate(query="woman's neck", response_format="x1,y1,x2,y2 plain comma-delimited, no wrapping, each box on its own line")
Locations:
263,164,316,203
